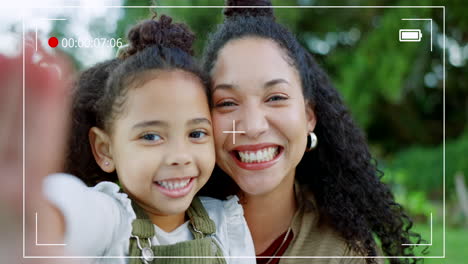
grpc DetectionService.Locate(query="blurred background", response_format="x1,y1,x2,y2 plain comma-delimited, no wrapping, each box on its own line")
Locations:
2,0,467,263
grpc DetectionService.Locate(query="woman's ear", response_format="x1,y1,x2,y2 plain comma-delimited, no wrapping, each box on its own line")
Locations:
305,102,317,132
89,127,115,173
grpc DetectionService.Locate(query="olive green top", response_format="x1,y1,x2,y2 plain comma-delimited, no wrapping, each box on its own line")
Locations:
129,197,226,264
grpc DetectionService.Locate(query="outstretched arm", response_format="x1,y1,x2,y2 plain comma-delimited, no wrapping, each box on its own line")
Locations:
0,34,71,262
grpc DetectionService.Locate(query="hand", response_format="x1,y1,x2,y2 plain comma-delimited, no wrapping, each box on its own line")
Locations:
0,33,79,263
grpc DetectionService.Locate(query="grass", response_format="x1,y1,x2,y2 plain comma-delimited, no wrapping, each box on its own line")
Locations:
392,222,468,264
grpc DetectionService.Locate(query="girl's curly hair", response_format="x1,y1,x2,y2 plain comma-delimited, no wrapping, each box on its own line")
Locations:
200,1,424,263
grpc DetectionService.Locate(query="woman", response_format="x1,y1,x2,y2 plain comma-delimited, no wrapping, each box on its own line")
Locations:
200,1,422,264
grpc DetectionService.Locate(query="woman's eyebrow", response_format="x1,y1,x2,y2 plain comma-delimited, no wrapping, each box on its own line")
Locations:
214,79,290,91
264,78,290,88
187,118,212,126
132,120,168,129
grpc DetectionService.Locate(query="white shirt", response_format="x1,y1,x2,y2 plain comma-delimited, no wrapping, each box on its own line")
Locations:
44,173,255,264
153,221,192,245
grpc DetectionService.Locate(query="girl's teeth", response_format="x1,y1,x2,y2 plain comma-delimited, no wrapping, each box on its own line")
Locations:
238,147,279,163
156,179,190,190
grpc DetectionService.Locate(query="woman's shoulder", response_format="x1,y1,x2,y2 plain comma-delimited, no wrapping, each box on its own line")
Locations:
286,185,382,263
285,205,355,261
286,184,345,254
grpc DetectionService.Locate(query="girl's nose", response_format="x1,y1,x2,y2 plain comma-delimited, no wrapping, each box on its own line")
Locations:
168,156,192,166
165,143,193,166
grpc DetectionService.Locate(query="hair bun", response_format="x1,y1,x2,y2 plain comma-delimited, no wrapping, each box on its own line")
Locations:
124,14,195,58
224,0,275,19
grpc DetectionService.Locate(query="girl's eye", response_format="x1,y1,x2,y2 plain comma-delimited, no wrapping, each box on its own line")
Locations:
189,130,208,139
141,133,162,142
215,100,237,108
266,95,288,102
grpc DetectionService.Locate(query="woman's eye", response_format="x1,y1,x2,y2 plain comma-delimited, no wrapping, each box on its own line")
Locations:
141,133,162,142
215,101,236,108
267,95,288,102
189,130,208,139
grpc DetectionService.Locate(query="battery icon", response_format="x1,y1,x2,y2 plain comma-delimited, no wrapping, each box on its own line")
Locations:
399,29,423,42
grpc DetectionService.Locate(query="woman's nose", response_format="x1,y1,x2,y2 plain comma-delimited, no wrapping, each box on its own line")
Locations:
238,103,269,139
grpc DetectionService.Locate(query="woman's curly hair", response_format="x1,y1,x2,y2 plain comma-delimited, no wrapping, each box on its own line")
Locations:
65,14,209,186
200,1,424,263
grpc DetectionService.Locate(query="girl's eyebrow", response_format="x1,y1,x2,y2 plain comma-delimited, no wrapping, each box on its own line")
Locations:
187,118,212,126
132,120,168,129
132,118,211,129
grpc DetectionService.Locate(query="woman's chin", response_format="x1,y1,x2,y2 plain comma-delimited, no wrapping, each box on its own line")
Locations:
236,176,281,197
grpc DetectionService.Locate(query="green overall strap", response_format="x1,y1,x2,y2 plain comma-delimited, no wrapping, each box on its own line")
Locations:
129,200,156,264
186,196,216,239
128,197,227,264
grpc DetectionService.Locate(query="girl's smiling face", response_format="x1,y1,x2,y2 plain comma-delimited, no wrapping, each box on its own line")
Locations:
92,70,214,218
210,37,316,196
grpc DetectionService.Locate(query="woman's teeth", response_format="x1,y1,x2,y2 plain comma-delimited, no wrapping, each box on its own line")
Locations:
238,147,279,163
156,179,190,190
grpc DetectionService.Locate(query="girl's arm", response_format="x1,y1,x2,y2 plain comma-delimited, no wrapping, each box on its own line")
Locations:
43,173,136,257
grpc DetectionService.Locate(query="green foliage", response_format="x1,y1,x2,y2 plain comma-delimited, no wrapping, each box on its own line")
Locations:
382,131,468,201
395,190,436,219
157,0,224,55
329,7,430,128
116,0,155,48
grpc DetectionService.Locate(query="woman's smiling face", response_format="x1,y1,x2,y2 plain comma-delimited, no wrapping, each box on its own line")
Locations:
210,37,316,196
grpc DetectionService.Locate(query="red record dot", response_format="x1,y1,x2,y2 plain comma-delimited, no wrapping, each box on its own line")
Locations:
48,37,59,48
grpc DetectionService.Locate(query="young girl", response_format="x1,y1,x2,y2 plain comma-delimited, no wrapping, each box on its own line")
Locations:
42,15,254,264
